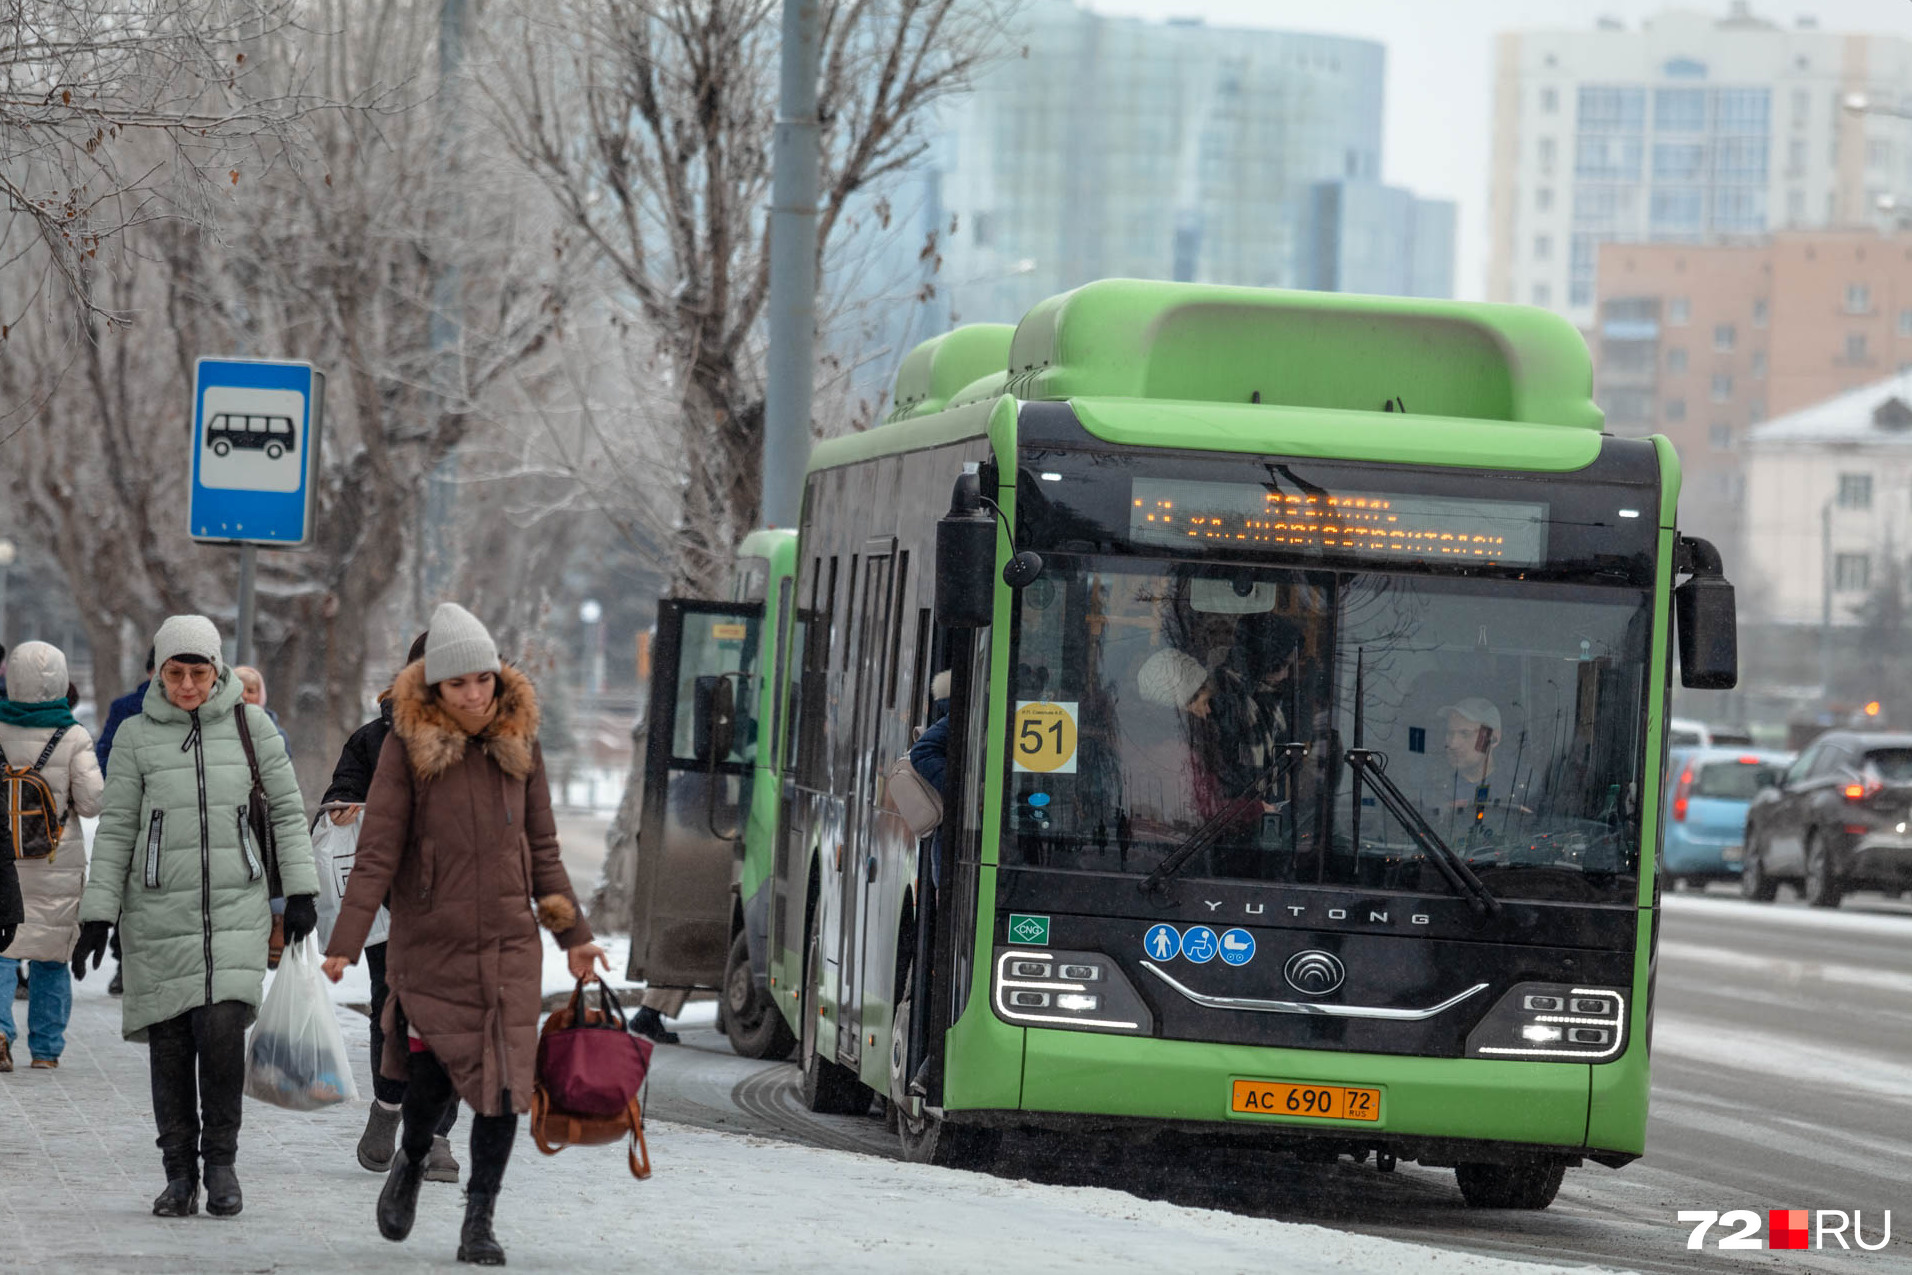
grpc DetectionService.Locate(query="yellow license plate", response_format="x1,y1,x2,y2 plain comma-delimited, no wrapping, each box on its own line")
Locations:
1231,1079,1381,1122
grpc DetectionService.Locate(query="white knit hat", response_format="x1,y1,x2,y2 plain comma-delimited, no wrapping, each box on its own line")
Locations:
1136,647,1208,709
424,602,500,685
153,615,224,670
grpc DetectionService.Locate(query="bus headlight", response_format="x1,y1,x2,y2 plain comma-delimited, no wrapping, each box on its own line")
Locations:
992,947,1152,1035
1465,982,1626,1061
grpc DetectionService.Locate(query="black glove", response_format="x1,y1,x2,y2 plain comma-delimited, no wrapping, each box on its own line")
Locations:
282,895,319,947
71,921,112,980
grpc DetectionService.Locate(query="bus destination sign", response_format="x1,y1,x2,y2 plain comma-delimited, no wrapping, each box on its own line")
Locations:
1128,478,1548,566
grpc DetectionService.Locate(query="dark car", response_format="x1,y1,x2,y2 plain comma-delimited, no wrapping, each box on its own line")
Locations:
1742,731,1912,907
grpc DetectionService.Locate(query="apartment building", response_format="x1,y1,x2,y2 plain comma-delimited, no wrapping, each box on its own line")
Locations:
1488,4,1912,327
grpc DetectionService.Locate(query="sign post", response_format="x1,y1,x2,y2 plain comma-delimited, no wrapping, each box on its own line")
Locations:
188,358,326,663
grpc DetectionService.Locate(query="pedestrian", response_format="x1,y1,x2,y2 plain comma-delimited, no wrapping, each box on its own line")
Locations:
94,645,155,1000
322,602,606,1267
318,631,462,1182
234,665,294,969
0,642,104,1071
74,616,321,1219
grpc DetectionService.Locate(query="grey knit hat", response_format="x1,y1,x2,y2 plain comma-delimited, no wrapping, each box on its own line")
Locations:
423,602,500,685
153,615,224,671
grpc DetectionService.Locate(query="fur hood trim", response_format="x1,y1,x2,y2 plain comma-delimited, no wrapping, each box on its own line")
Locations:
391,660,541,782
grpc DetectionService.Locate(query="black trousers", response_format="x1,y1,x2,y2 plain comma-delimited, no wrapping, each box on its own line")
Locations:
402,1050,516,1195
147,1001,249,1179
366,943,456,1136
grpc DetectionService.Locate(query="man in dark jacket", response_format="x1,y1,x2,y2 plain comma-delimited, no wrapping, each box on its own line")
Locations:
90,645,153,997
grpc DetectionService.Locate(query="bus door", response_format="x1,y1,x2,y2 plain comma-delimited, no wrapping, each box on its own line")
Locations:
627,599,763,991
836,538,896,1064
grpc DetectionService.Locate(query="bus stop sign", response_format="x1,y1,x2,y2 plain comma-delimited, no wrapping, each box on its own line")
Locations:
188,357,325,546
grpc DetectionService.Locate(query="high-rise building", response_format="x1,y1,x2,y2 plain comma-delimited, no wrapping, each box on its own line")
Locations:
1488,4,1912,327
1591,229,1912,554
928,0,1453,328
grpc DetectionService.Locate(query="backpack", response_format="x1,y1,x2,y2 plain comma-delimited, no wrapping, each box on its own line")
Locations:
531,977,653,1180
0,727,71,862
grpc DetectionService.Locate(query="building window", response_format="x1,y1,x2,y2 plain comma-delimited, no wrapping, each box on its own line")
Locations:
1536,186,1554,212
1711,187,1767,232
1569,280,1593,307
1652,141,1707,181
1538,137,1557,174
1847,333,1870,363
1753,298,1769,327
1669,297,1690,325
1534,235,1553,261
1709,423,1734,450
1748,399,1765,423
1711,373,1733,401
1667,347,1688,373
1847,284,1871,314
1788,137,1809,176
1788,188,1807,222
1838,473,1874,509
1532,282,1552,307
1898,308,1912,337
1665,398,1687,422
1869,139,1894,170
1714,136,1769,183
1714,323,1735,351
1579,86,1647,131
1714,88,1771,132
1576,135,1644,180
1541,87,1559,114
1835,553,1871,593
1654,88,1708,132
1751,350,1767,377
1791,87,1810,125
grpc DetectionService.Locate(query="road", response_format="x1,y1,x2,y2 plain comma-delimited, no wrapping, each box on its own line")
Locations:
642,887,1912,1274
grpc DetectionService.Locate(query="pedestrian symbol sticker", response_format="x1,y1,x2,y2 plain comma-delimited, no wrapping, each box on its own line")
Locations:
1219,928,1256,966
1180,926,1218,963
1013,700,1079,774
1008,914,1050,946
1144,924,1180,962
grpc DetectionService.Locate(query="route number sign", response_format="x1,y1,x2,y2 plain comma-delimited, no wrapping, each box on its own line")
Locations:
1013,700,1078,774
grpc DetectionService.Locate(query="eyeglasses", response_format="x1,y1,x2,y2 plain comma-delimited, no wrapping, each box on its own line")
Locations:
159,662,217,687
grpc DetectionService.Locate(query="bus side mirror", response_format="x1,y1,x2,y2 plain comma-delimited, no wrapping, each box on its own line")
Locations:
936,473,999,629
1675,536,1737,690
692,675,736,764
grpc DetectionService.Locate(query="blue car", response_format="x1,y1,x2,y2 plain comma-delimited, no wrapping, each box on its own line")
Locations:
1662,747,1793,887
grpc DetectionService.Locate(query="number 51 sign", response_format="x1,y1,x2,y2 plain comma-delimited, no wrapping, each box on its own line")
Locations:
1013,700,1078,774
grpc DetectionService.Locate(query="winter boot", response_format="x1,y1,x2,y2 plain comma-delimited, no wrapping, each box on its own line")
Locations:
358,1102,402,1172
377,1146,427,1242
424,1134,461,1184
630,1006,680,1045
0,1036,13,1072
456,1188,506,1266
151,1178,199,1218
204,1164,243,1218
108,966,123,997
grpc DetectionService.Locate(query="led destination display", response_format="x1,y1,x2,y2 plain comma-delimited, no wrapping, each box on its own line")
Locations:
1128,477,1548,566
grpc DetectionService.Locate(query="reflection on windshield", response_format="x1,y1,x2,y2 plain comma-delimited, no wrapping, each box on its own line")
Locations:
1005,559,1650,903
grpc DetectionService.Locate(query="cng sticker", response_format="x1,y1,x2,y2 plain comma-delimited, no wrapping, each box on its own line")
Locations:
1013,699,1078,774
1008,914,1050,945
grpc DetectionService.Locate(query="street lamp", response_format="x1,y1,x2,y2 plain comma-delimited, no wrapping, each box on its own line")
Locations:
579,598,605,697
1843,92,1912,119
0,538,15,653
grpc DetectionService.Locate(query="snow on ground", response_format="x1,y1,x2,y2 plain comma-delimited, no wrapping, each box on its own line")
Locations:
1661,890,1912,938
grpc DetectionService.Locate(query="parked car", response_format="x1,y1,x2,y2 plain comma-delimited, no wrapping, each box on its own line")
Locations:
1662,748,1792,888
1668,717,1756,749
1742,731,1912,907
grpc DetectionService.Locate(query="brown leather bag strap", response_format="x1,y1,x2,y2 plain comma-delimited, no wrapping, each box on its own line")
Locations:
627,1096,651,1180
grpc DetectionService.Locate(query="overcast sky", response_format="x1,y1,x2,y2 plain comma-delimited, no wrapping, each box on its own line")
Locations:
1082,0,1912,299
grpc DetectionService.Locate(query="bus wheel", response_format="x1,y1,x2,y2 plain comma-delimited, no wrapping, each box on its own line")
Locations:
266,443,283,460
799,931,871,1116
723,929,796,1060
212,439,231,457
1455,1158,1564,1209
889,963,1000,1170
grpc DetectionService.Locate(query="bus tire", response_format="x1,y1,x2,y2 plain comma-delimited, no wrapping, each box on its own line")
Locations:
1455,1159,1564,1209
212,439,231,457
800,931,871,1116
723,928,796,1060
890,961,1000,1170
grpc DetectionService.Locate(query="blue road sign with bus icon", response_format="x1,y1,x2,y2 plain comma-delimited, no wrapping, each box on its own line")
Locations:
1180,925,1218,963
1219,928,1256,966
1144,924,1180,962
189,358,326,546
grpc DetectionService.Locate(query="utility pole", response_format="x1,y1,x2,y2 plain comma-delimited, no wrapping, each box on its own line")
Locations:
1821,497,1834,699
762,0,821,529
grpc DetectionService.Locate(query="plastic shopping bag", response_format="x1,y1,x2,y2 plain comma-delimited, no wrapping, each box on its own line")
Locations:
311,806,387,949
244,935,360,1111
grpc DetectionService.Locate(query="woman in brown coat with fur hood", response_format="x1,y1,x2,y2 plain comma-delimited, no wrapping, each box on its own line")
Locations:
323,603,605,1267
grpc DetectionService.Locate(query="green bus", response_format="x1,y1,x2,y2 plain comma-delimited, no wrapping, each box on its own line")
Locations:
627,279,1737,1209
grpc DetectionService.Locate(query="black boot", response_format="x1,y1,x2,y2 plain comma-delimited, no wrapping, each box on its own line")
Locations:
151,1178,199,1218
457,1188,506,1265
108,965,123,997
630,1006,680,1045
204,1163,242,1217
377,1146,427,1242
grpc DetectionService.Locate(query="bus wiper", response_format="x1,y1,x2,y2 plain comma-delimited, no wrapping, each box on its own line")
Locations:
1140,743,1307,896
1344,651,1502,920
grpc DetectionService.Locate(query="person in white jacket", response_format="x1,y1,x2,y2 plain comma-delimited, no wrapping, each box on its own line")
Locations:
0,641,104,1070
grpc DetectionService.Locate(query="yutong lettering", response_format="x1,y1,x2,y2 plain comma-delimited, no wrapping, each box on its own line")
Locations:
1209,901,1431,927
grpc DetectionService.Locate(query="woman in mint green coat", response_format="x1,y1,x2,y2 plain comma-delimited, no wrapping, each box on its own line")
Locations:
77,616,320,1220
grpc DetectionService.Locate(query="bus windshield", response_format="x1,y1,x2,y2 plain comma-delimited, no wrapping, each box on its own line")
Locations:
1004,557,1651,904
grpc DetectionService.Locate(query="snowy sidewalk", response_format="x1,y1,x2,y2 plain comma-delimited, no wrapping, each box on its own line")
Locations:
0,972,1610,1274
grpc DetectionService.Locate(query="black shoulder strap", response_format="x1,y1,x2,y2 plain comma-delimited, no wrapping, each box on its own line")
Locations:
32,726,70,772
234,704,264,788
